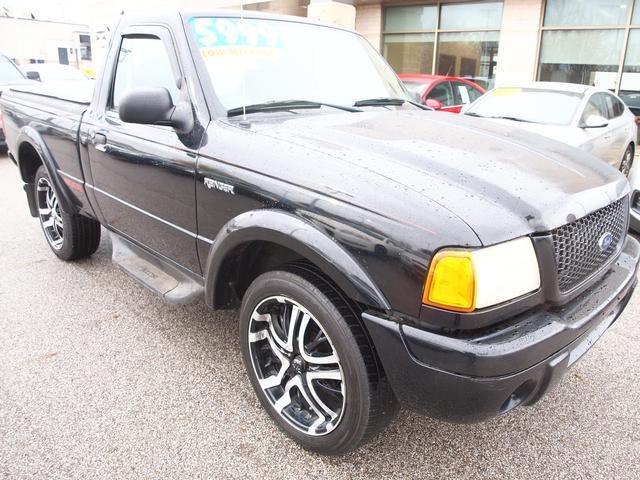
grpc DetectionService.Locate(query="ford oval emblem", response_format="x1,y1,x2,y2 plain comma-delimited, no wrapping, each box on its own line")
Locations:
598,232,614,252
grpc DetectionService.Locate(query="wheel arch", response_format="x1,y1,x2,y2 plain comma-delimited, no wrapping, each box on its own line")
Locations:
204,210,391,312
16,127,76,215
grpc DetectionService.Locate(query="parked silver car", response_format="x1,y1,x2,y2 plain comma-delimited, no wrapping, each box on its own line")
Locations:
629,163,640,233
464,82,638,177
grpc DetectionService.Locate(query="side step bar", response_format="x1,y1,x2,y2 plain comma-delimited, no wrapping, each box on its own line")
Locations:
110,232,204,304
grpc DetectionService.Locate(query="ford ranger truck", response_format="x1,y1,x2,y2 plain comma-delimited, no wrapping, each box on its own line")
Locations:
1,11,638,455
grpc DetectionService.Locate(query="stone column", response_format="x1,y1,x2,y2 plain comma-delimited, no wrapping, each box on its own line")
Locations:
494,0,545,86
307,0,356,29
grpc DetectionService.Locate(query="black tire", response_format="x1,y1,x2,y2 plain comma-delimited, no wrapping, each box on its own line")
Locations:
620,144,634,177
239,265,398,455
34,165,101,261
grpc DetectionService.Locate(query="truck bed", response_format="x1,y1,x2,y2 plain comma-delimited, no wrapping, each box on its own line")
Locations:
1,82,92,185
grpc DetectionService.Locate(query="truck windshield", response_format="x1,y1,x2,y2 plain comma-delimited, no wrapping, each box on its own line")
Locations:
189,16,407,113
0,55,25,82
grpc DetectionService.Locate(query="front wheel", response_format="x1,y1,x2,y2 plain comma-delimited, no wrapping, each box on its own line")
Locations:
619,144,634,177
239,267,397,455
34,165,101,260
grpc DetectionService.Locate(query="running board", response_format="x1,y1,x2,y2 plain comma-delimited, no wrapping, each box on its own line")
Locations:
110,232,204,304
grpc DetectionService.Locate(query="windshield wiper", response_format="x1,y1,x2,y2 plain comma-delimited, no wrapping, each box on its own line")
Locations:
465,112,535,123
227,99,361,117
354,97,429,110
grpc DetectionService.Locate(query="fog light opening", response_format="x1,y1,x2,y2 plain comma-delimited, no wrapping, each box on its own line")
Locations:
499,380,537,414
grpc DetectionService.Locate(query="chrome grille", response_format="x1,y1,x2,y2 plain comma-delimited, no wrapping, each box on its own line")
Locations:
551,197,628,293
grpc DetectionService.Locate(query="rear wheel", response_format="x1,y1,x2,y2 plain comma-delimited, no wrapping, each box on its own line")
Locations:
35,165,101,260
239,267,397,455
620,144,634,177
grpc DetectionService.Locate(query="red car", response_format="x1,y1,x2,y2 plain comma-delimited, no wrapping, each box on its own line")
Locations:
399,74,486,113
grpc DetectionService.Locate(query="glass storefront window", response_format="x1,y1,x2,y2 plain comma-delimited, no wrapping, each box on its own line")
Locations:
620,29,640,113
538,29,625,89
382,2,502,83
440,2,503,30
544,0,632,27
436,31,499,89
384,5,437,31
383,33,435,74
633,0,640,23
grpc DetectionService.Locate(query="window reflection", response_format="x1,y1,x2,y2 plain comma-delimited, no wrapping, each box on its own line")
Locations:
538,29,625,89
437,32,499,89
544,0,632,26
383,34,434,74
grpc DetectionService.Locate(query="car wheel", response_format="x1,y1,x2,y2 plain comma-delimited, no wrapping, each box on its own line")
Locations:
239,266,397,455
35,165,101,260
620,144,634,177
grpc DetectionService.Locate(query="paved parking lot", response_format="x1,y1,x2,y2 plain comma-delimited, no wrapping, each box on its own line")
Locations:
1,154,639,479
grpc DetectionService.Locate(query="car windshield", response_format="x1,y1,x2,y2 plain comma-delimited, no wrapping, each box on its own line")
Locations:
0,55,25,82
189,16,407,112
465,87,582,125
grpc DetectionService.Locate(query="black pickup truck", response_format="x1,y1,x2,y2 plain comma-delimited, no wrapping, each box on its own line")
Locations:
1,10,639,454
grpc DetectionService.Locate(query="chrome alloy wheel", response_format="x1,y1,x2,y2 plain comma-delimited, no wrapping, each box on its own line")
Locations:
248,296,345,436
37,177,64,250
620,147,633,177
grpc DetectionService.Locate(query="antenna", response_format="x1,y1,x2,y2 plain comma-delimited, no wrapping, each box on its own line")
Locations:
240,3,247,122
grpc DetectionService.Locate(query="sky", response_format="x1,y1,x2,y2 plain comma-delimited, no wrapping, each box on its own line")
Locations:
1,0,90,23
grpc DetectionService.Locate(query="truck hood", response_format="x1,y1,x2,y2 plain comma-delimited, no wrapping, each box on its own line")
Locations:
248,109,629,244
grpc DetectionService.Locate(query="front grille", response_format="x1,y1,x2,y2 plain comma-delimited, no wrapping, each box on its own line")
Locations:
552,197,628,293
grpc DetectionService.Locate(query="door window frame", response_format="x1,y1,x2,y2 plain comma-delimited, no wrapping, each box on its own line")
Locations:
98,25,187,118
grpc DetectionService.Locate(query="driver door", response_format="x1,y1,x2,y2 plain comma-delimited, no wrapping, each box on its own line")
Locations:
84,27,202,273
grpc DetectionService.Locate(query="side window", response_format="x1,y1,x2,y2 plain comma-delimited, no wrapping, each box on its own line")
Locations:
427,82,455,107
606,94,625,118
582,93,608,122
111,36,180,110
452,81,483,105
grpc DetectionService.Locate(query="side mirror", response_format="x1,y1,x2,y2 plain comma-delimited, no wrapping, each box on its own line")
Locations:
25,71,41,81
425,98,443,110
119,87,175,126
582,115,608,128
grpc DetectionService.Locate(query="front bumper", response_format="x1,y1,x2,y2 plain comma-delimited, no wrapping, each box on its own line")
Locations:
363,236,640,423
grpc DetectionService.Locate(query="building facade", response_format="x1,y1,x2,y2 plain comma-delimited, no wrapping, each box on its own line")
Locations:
353,0,640,101
211,0,640,103
0,9,92,73
7,0,640,104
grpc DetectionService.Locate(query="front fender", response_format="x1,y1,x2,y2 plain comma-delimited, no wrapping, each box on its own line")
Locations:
204,209,391,311
16,127,76,215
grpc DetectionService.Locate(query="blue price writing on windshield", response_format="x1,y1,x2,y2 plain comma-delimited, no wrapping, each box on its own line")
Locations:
190,17,281,49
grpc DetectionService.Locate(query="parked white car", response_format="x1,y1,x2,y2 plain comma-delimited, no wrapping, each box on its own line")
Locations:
20,64,90,83
464,82,637,177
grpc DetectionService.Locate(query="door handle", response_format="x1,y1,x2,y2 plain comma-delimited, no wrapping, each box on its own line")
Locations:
93,133,108,152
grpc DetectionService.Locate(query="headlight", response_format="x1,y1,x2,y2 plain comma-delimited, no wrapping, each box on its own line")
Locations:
423,237,540,312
